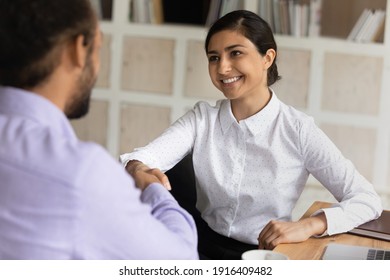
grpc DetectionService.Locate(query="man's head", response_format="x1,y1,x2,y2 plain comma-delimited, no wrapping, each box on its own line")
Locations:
0,0,100,119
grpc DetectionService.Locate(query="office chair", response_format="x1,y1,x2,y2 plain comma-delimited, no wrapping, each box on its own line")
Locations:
165,153,201,221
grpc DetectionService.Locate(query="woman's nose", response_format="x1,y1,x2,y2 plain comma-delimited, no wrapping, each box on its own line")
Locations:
217,58,232,74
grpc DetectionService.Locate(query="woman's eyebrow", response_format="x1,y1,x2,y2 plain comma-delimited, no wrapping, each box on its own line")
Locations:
207,44,246,55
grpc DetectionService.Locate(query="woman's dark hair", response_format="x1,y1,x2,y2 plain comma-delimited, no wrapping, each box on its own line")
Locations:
205,10,281,86
0,0,96,88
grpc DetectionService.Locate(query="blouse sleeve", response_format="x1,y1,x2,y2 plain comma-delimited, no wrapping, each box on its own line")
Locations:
119,105,198,172
299,117,382,235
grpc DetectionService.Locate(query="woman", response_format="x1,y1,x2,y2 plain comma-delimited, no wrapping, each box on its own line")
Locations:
120,10,382,259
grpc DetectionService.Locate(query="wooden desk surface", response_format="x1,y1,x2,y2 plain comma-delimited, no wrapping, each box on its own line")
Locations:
273,201,390,260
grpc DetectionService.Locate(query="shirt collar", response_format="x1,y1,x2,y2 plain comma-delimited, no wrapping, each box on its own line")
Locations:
219,99,236,134
218,88,280,136
0,86,77,140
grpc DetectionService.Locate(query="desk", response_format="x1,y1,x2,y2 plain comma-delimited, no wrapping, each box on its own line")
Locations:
273,201,390,260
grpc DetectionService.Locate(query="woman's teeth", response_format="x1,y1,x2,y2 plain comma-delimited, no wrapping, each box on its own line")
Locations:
222,76,241,84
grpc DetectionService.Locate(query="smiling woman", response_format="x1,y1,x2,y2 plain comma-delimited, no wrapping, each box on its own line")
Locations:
120,10,383,260
206,30,275,121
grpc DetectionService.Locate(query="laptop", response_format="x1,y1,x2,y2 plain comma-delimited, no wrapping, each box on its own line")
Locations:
322,243,390,260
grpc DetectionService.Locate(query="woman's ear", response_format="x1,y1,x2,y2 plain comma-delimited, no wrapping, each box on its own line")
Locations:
263,49,276,70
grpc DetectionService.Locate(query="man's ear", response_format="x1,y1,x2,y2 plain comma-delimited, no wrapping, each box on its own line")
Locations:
71,34,88,69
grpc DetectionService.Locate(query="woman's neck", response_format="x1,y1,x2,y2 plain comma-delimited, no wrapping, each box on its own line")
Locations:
231,87,271,122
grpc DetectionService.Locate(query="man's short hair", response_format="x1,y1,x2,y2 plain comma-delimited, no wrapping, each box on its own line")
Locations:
0,0,96,88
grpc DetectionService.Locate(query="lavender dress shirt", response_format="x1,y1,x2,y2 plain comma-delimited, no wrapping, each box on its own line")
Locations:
0,86,198,259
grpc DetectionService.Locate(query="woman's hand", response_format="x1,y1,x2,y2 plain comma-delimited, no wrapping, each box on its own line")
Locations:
257,213,327,250
125,160,172,191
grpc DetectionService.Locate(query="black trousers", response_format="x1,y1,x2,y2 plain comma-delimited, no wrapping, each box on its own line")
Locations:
195,217,258,260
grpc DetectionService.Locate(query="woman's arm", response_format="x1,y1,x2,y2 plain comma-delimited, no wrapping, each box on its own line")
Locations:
300,118,382,235
119,107,198,172
257,213,327,249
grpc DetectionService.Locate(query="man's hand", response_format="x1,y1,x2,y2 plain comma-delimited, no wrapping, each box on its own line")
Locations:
257,213,327,250
125,160,171,191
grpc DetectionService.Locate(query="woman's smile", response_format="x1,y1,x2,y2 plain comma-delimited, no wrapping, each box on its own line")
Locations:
221,76,242,84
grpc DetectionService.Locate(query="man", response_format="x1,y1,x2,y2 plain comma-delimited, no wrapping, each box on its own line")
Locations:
0,0,198,259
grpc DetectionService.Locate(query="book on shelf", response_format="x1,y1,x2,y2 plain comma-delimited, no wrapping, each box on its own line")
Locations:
132,0,150,23
346,9,371,41
308,0,322,37
272,0,281,34
355,9,377,42
205,0,242,27
279,0,290,35
348,210,390,242
90,0,102,19
91,0,112,20
365,10,386,43
219,0,242,18
151,0,164,24
258,0,274,30
288,0,295,35
292,1,310,37
205,0,222,27
347,9,386,43
258,0,319,38
299,2,309,37
129,0,164,24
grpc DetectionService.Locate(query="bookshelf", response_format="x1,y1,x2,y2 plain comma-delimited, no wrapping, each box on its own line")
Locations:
321,0,386,40
72,0,390,214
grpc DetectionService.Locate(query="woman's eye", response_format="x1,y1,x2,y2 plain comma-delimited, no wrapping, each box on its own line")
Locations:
208,56,219,62
231,50,241,57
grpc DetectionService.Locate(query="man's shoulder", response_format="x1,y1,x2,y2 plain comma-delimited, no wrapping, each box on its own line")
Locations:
4,126,120,186
53,138,122,181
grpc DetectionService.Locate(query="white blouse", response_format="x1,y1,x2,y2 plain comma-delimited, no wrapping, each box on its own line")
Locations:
120,90,382,245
